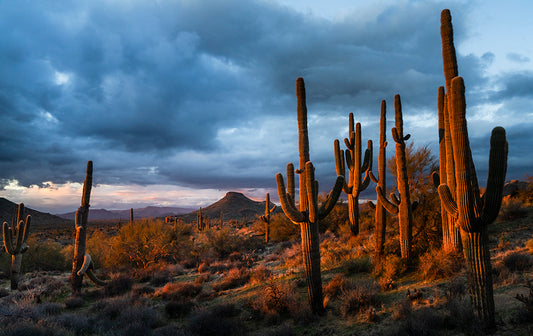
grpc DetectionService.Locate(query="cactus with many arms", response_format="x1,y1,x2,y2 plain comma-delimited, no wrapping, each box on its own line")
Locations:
276,77,344,314
71,161,106,295
333,112,373,236
376,95,414,261
438,77,507,330
260,193,276,243
368,100,388,259
3,203,31,290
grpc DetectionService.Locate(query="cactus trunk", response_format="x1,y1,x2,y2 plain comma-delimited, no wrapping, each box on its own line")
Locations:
3,203,31,290
10,254,22,290
373,100,387,258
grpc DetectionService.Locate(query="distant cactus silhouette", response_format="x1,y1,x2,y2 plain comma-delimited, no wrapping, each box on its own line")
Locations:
71,161,106,295
197,207,205,231
368,100,388,259
376,95,414,261
334,112,372,236
276,77,344,314
3,203,31,290
130,208,134,223
260,193,276,243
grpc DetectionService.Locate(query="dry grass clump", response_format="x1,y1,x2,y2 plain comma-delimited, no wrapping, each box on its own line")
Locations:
156,282,203,301
499,197,529,220
418,248,463,281
373,254,406,290
502,251,533,272
188,304,245,336
324,274,354,301
165,300,195,318
251,281,298,319
104,273,133,296
212,267,250,292
250,264,273,284
526,239,533,254
338,282,380,318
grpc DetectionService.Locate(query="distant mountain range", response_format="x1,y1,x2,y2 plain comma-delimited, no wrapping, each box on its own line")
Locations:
0,191,278,224
58,205,195,221
0,198,71,227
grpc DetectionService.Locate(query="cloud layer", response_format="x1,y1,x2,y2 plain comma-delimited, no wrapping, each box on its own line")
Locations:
0,0,531,211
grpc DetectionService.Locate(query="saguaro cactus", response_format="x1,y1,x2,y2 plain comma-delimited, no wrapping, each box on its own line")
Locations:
276,77,344,314
260,193,276,243
3,203,31,290
71,161,105,295
376,95,414,261
334,112,372,236
130,208,134,223
438,77,507,330
368,100,388,259
197,207,204,231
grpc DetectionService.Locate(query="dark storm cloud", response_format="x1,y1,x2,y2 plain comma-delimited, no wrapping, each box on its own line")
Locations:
1,0,518,193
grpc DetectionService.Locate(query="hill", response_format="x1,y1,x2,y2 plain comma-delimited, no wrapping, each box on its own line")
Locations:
179,191,278,223
57,205,194,221
0,197,71,227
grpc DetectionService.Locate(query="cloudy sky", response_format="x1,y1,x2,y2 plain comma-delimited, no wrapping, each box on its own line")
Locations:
1,0,532,213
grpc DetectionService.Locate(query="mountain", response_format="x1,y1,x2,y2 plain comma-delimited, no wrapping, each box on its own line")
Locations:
0,197,71,227
179,191,278,223
57,205,195,221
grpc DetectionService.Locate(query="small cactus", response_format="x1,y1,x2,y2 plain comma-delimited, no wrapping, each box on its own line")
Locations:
130,208,134,223
260,193,276,243
197,207,205,231
276,77,344,314
333,112,373,236
3,203,31,290
376,95,414,261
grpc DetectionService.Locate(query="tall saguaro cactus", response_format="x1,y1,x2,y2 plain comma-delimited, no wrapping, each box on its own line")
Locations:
376,95,414,261
71,161,105,295
260,193,276,243
276,77,344,314
369,100,388,258
334,112,373,236
438,77,507,330
3,203,31,290
197,207,204,231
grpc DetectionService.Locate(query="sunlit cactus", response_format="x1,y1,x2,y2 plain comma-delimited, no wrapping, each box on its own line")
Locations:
438,77,507,330
276,77,344,314
368,100,388,259
376,95,414,261
197,207,205,231
334,112,372,236
260,193,276,243
71,161,106,295
2,203,31,290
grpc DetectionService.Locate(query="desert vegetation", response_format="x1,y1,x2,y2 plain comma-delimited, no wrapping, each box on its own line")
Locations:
0,8,532,336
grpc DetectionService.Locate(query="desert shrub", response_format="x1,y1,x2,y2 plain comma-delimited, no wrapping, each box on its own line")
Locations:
150,269,172,286
338,283,380,318
342,256,372,275
250,264,272,284
165,300,195,318
268,213,299,242
0,322,57,336
324,274,354,300
200,227,243,258
64,296,84,309
502,251,533,272
105,273,134,296
21,237,68,272
280,243,302,269
526,239,533,254
318,199,348,233
212,267,250,291
188,305,244,336
418,248,463,281
374,253,406,281
132,283,156,296
251,281,298,318
35,303,62,317
48,313,92,335
86,229,111,268
156,282,202,301
499,197,528,220
252,324,295,336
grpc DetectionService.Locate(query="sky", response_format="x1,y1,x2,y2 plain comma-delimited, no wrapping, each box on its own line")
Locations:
1,0,532,214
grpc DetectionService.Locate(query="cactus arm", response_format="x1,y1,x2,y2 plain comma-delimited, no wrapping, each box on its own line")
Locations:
369,171,378,184
334,139,351,193
306,162,318,223
270,205,277,213
77,253,93,276
438,184,459,219
21,215,31,245
392,127,401,143
376,186,399,215
86,269,106,287
391,193,401,206
286,163,296,208
480,127,508,224
360,140,373,191
318,175,345,220
276,173,305,223
77,254,106,286
3,222,14,254
367,201,376,210
432,172,440,189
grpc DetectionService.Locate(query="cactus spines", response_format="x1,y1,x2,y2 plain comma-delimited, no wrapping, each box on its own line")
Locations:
368,100,388,258
3,203,31,290
260,193,276,243
375,94,414,261
71,161,105,295
276,77,344,314
334,112,373,236
437,76,507,330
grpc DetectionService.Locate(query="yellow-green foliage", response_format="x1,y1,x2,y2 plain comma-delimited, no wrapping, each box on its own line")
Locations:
265,213,299,242
1,237,69,273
